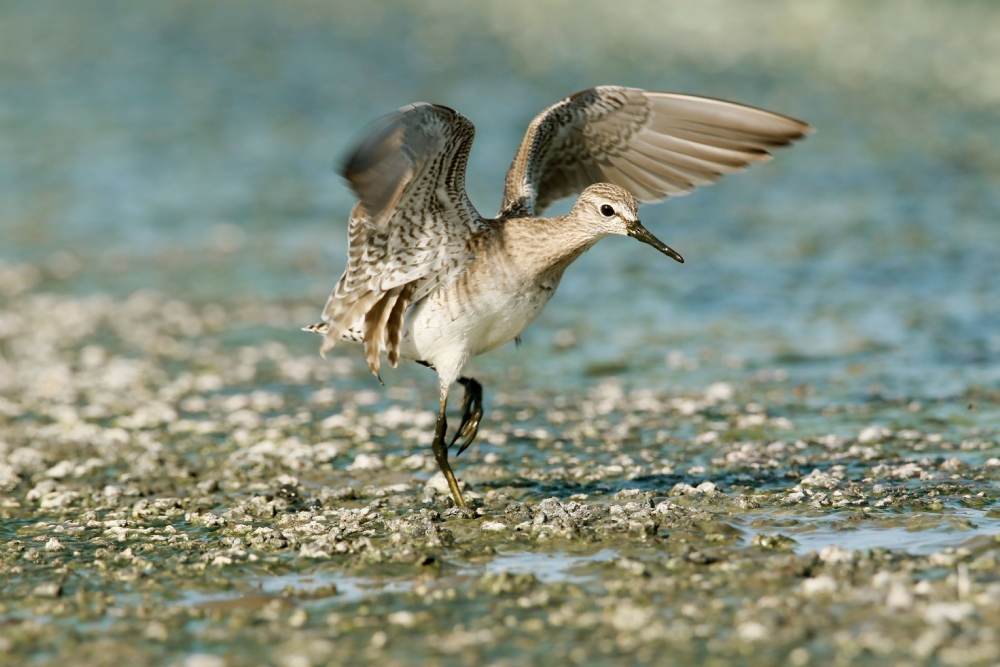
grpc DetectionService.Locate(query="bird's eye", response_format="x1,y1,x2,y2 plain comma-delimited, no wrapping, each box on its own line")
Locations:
600,204,615,217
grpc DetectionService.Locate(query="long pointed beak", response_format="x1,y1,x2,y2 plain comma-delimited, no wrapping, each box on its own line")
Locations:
627,222,684,263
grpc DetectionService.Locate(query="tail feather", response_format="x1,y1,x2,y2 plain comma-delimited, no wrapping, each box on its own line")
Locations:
302,322,329,335
385,282,415,368
319,290,381,358
363,287,403,382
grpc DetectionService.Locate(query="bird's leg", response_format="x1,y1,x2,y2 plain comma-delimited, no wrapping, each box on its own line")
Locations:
450,377,483,457
431,392,466,507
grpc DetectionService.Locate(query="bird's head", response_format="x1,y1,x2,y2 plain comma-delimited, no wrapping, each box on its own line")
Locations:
573,183,683,263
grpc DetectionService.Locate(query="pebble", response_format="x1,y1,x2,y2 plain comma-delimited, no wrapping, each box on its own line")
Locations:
818,545,854,565
886,583,914,610
736,621,769,641
800,576,838,596
184,655,227,667
924,602,974,625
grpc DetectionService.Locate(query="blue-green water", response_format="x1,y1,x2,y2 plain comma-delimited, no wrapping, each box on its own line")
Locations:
3,1,998,402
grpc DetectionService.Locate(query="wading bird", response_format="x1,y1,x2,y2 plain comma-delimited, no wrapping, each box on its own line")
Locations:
307,86,810,506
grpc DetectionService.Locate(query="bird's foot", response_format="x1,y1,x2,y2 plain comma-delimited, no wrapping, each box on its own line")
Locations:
450,377,483,457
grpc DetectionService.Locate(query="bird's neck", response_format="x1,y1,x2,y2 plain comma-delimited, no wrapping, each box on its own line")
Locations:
498,213,602,273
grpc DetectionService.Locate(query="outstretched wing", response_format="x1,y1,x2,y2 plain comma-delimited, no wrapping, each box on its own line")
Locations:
501,86,812,217
319,103,486,380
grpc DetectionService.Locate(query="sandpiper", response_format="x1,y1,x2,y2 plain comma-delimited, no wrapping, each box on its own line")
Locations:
307,86,811,506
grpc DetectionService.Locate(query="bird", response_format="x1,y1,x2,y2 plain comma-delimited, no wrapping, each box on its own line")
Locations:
306,86,811,507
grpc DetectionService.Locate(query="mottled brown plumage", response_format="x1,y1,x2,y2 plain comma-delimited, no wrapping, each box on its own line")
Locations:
501,87,808,217
309,86,811,506
319,105,487,361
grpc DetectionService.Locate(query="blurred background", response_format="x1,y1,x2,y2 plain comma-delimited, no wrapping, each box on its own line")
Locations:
2,0,999,402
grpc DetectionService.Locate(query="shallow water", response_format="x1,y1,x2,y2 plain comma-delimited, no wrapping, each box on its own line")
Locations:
2,2,1000,666
180,547,622,610
182,573,415,607
755,510,1000,557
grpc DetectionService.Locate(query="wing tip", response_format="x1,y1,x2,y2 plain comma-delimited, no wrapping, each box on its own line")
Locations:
646,90,813,138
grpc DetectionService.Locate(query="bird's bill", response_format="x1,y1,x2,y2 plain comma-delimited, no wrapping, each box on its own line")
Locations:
627,222,684,263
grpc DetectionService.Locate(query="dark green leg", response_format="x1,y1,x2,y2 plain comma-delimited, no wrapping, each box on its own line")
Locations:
431,394,465,507
450,377,484,457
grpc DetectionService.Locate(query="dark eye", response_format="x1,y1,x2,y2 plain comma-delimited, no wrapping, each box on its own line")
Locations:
600,204,615,217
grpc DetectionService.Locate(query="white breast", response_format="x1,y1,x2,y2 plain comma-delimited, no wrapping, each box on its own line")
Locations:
398,270,563,384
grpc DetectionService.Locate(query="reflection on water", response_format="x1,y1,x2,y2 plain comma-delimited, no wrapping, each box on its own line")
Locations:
179,518,1000,609
181,549,620,608
758,510,1000,556
484,548,619,583
182,572,413,607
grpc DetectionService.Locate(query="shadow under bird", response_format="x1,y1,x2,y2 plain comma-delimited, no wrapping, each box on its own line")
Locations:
306,86,811,507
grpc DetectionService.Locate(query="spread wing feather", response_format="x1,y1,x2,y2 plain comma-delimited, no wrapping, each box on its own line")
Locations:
319,103,486,376
501,86,812,217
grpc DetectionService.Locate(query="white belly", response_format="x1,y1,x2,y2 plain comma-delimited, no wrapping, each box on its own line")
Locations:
398,271,562,384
